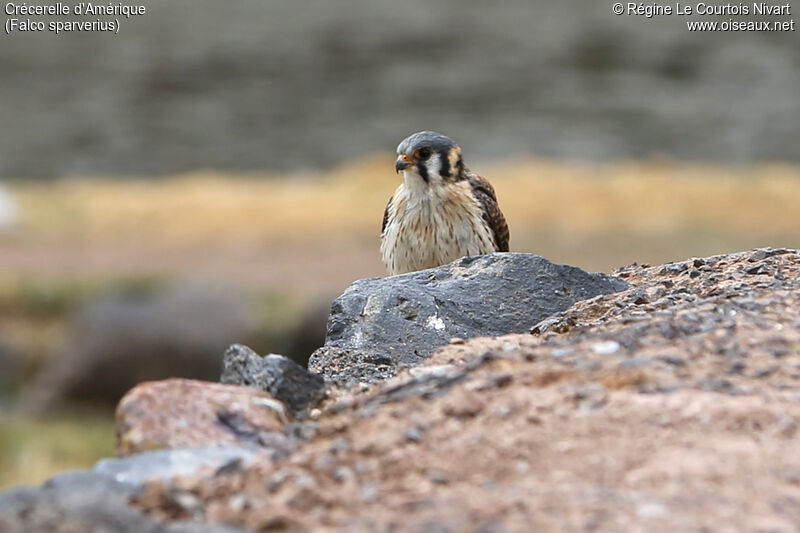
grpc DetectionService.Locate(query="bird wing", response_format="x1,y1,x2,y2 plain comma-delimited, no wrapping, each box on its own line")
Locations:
381,195,393,236
467,172,510,252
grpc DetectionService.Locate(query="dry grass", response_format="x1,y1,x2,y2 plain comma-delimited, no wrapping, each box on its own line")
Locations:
7,156,799,278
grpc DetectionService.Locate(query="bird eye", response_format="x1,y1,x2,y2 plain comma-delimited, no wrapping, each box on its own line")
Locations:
415,148,432,160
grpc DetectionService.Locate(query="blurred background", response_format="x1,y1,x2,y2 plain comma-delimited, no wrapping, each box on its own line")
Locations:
0,0,798,487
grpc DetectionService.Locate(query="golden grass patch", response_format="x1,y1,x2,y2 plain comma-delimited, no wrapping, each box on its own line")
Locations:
0,413,115,489
6,156,800,275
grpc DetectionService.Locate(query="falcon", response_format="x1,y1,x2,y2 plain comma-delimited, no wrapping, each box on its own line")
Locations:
380,131,509,276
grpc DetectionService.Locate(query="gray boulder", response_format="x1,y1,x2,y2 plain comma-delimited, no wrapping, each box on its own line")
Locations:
94,446,260,487
309,253,628,385
0,469,247,533
221,344,326,415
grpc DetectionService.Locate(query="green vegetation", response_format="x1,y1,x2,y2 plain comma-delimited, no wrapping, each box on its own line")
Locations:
0,413,115,489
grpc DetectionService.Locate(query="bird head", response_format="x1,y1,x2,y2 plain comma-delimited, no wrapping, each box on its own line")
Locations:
395,131,465,185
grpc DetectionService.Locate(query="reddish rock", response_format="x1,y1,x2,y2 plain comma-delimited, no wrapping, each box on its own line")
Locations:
116,379,288,456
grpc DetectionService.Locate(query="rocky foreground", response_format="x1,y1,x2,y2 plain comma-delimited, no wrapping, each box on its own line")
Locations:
2,249,799,532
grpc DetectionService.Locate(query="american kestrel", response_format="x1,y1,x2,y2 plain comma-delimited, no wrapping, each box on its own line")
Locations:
380,131,510,276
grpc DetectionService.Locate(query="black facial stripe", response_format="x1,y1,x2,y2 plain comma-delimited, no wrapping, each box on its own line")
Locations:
438,149,451,178
417,160,430,183
455,158,465,179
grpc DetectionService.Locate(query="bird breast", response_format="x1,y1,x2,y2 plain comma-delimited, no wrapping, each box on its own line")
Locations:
381,180,497,276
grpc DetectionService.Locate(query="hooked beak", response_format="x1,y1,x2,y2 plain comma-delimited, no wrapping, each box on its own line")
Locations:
395,154,413,173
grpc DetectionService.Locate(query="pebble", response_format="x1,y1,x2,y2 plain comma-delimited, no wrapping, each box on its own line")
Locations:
360,483,379,503
619,357,652,369
662,262,689,275
404,426,423,442
658,355,686,367
552,347,575,358
333,466,354,482
592,341,621,355
426,470,450,484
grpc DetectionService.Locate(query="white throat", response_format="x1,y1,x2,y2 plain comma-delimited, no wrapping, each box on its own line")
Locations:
400,155,443,196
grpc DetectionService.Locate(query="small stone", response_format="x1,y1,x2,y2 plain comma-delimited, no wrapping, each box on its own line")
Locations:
442,389,485,418
753,367,778,379
773,348,790,358
575,358,601,371
661,262,689,275
408,364,457,379
699,378,739,394
658,355,686,367
404,426,423,442
215,458,244,477
592,341,620,355
228,494,248,513
331,437,351,454
492,404,514,418
426,469,449,484
360,483,379,503
619,357,652,369
171,491,202,514
490,373,514,388
333,467,354,482
636,502,669,518
551,347,575,359
775,415,797,438
745,263,766,275
397,300,418,320
727,361,746,375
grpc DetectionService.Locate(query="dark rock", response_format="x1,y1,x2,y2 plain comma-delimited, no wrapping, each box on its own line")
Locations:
752,367,778,379
309,253,627,385
221,344,326,415
745,263,769,275
426,470,449,484
727,361,746,375
619,357,653,369
404,426,424,442
658,356,686,367
20,284,254,413
699,378,741,395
